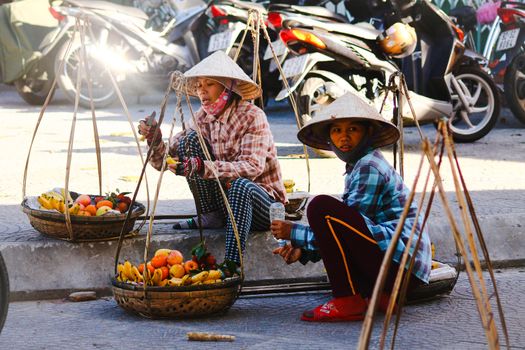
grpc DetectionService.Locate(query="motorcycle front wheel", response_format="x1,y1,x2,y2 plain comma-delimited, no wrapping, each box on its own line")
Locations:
55,38,117,108
297,75,336,158
448,66,500,143
13,62,54,106
504,51,525,124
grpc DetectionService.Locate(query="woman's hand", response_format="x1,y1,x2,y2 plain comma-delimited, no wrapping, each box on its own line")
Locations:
272,244,301,264
270,219,293,240
138,114,161,144
167,157,203,177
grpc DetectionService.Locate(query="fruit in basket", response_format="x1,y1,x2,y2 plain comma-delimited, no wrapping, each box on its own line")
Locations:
184,260,199,273
131,266,143,283
96,200,114,209
151,254,168,268
169,264,185,278
206,270,222,281
160,266,169,280
95,206,113,216
37,196,54,210
154,248,172,257
191,271,209,283
150,268,163,286
68,203,81,215
167,250,184,265
116,202,129,213
168,277,183,286
85,204,97,216
75,194,92,207
77,210,92,216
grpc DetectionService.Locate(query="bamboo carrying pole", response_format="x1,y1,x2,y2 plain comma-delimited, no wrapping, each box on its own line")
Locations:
22,18,150,241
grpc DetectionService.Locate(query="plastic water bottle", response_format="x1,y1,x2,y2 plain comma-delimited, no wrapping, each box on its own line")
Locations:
269,202,287,247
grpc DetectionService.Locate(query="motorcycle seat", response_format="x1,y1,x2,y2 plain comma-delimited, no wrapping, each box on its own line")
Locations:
315,21,380,41
228,0,267,13
289,5,347,23
64,0,148,21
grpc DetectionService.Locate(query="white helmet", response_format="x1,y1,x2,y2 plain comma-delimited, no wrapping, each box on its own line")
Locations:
377,22,417,58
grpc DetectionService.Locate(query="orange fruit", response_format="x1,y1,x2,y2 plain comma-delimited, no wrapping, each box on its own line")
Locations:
167,250,183,266
117,202,129,213
138,263,145,274
77,210,91,216
151,254,168,268
146,262,155,275
85,204,97,216
96,200,114,209
184,260,199,273
160,266,169,280
169,264,185,278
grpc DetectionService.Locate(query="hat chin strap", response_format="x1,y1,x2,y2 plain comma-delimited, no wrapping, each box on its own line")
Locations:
329,136,371,168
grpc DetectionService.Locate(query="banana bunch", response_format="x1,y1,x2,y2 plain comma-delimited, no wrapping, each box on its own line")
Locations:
38,191,66,212
116,260,223,287
116,261,143,283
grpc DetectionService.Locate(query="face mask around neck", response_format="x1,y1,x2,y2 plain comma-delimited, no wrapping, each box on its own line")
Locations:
329,135,371,166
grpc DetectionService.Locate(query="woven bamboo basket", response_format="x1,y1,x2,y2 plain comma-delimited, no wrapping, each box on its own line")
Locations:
22,198,145,242
111,276,242,318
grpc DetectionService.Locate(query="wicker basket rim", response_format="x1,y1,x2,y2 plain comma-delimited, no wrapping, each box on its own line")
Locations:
110,275,242,292
21,198,145,223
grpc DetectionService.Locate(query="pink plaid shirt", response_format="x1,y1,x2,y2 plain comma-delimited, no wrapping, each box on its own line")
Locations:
149,100,286,204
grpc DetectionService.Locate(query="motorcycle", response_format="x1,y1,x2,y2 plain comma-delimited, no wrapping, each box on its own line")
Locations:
206,0,347,105
47,0,213,108
497,1,525,123
0,0,60,105
272,0,500,143
451,1,525,124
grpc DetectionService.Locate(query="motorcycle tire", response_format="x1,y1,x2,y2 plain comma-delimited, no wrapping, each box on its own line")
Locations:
503,52,525,124
448,66,500,143
0,252,9,334
55,37,117,109
13,66,55,106
297,76,335,158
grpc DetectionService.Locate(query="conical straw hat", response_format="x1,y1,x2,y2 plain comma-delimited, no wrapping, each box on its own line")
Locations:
297,92,400,151
183,51,261,100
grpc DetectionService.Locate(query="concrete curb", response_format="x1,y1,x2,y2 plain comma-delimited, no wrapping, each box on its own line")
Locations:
1,211,524,301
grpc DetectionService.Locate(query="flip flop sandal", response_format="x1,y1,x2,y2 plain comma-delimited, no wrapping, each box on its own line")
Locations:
300,300,366,322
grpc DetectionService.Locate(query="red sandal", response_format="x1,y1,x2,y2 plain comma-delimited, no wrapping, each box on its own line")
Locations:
366,293,398,314
300,295,367,322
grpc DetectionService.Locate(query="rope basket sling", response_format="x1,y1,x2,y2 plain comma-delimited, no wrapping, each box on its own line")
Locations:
111,72,243,319
21,18,149,242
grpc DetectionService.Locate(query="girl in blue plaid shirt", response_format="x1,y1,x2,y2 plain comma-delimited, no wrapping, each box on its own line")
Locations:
271,93,432,322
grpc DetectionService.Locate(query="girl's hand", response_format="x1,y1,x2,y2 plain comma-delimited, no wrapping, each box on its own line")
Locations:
272,244,302,264
270,219,292,240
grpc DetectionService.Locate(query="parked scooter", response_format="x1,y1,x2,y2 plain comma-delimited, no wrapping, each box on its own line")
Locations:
206,0,347,105
496,2,525,123
272,0,500,142
48,0,212,108
451,1,525,124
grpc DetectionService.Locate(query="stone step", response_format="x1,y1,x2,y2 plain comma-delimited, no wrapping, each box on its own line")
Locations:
1,213,524,301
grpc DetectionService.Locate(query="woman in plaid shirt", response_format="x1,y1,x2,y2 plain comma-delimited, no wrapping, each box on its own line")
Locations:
271,93,432,322
139,51,286,267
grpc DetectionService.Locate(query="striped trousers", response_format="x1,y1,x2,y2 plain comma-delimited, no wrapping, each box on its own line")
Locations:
178,131,276,264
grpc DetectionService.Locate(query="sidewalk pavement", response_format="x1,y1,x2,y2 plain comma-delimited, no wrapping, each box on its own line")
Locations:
0,268,523,349
0,85,524,300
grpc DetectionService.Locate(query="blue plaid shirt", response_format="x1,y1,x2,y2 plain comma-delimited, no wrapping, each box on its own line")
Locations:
291,149,432,283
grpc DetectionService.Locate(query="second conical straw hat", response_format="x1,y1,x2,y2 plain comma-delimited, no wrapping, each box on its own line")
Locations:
297,92,400,151
183,51,261,100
